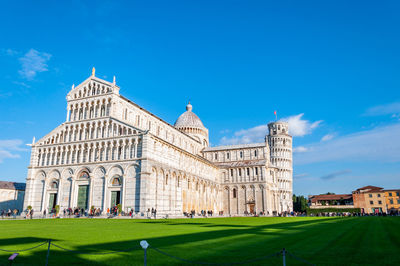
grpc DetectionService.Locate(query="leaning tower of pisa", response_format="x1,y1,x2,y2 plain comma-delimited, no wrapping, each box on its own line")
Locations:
267,121,293,213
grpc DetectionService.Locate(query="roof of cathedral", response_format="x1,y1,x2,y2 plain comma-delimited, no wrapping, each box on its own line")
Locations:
212,159,267,168
203,143,266,151
0,181,26,191
174,102,206,129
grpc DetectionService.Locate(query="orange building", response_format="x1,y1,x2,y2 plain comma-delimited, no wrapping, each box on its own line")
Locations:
384,190,400,214
352,186,386,214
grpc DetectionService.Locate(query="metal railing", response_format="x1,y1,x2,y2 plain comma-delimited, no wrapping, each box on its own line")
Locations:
0,239,315,265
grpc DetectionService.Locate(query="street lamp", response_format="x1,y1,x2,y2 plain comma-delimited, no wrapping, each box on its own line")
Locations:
140,240,149,266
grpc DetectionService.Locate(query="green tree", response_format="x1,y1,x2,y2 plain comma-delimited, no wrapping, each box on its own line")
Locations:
293,194,308,212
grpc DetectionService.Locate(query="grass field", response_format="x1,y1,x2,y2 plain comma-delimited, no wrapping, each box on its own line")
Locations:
0,216,399,265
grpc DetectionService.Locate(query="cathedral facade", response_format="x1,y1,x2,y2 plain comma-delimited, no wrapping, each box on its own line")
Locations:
23,70,293,217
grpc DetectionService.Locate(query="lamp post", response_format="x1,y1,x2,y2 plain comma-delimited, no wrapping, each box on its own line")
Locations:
140,240,149,266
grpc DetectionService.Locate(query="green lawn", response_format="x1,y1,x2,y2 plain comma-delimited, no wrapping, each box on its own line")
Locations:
0,217,399,265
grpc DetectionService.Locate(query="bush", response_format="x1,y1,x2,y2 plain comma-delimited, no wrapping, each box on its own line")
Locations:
306,207,361,215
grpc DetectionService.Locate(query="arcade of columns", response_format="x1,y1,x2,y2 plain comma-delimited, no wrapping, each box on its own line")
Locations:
149,167,220,214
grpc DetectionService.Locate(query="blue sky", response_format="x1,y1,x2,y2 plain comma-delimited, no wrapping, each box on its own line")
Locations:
1,0,399,196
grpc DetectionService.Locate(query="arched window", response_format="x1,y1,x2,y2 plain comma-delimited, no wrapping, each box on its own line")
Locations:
79,171,89,179
51,181,58,189
233,188,237,198
112,176,121,186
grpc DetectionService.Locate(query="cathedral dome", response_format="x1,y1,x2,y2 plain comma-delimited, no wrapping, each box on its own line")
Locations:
174,102,205,129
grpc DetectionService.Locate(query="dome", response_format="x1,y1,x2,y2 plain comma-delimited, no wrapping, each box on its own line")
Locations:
174,102,205,129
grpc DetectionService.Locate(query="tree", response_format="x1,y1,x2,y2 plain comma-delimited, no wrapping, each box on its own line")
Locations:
293,194,308,212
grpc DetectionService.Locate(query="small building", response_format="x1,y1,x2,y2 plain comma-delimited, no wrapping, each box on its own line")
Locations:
0,181,26,213
353,186,386,214
308,194,354,209
384,189,400,214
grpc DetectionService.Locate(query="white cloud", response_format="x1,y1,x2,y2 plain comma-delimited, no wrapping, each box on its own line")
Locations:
364,101,400,116
1,48,19,56
220,124,269,145
18,49,52,80
294,173,309,179
294,123,400,165
13,81,31,88
293,146,308,153
0,139,25,163
282,113,322,137
219,113,322,145
321,134,334,142
219,129,231,134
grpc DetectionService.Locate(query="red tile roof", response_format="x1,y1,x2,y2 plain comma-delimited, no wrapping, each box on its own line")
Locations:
309,194,353,203
355,185,383,191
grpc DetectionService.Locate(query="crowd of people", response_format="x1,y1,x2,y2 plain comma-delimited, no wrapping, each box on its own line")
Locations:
107,206,120,217
183,209,215,218
308,211,399,217
5,207,399,219
0,209,19,218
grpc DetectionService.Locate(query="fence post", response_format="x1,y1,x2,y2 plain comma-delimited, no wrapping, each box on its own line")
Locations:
45,239,51,266
144,248,147,266
140,240,149,266
282,248,286,266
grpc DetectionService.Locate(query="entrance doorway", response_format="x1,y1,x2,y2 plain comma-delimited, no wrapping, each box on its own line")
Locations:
48,193,57,211
77,185,89,209
249,203,255,214
111,191,121,207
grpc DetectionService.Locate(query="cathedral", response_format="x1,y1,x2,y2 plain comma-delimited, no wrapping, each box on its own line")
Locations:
23,69,293,217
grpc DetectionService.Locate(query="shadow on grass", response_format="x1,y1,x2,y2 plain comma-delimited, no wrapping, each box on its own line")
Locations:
0,217,336,265
2,217,399,265
0,237,51,247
